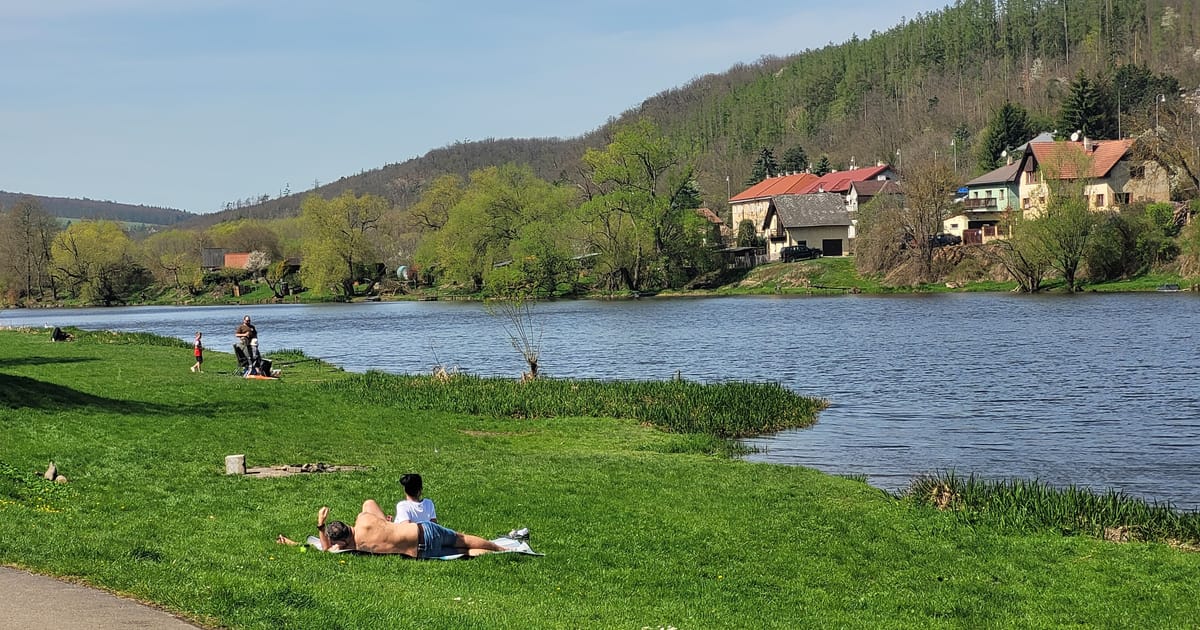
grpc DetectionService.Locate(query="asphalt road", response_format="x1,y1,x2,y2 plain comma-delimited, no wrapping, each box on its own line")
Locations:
0,567,204,629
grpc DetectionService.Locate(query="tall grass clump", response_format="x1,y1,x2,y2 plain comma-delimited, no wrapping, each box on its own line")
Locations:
902,471,1200,546
320,372,827,437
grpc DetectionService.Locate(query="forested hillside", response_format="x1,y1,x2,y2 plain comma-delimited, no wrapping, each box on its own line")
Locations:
0,191,194,226
184,0,1200,229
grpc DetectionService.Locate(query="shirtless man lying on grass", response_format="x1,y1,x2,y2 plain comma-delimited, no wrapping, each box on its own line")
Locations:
277,500,506,558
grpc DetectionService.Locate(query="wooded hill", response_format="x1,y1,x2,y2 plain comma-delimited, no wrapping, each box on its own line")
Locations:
182,0,1200,229
0,191,195,227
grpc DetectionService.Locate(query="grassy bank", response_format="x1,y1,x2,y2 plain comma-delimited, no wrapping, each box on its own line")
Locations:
2,329,1198,628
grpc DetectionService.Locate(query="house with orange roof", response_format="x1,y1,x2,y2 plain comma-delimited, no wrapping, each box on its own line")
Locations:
728,164,898,249
729,173,818,237
1016,138,1168,216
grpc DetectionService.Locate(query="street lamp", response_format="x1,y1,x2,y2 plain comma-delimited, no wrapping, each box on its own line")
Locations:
1155,93,1166,131
951,139,957,173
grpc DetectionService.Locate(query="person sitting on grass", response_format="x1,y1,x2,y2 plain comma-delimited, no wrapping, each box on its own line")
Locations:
277,501,505,558
395,473,436,524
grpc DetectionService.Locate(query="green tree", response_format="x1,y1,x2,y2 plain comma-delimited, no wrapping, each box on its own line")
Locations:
300,191,388,298
1029,151,1098,292
987,216,1051,293
735,219,761,248
1057,70,1108,140
745,148,779,185
1084,212,1143,281
206,219,281,258
405,174,464,232
141,229,203,291
581,120,702,291
417,164,576,294
812,154,832,176
780,145,809,174
50,220,150,305
978,102,1032,171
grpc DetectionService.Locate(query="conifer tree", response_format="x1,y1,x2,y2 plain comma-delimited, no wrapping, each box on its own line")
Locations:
745,148,780,185
1057,71,1108,140
978,102,1033,171
812,154,832,176
781,146,809,174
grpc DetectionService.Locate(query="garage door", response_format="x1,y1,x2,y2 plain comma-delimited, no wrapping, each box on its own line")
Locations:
821,239,843,256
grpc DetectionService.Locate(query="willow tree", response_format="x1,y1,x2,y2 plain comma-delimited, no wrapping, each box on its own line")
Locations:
141,228,205,292
579,120,704,292
300,191,389,298
414,164,577,294
51,220,150,305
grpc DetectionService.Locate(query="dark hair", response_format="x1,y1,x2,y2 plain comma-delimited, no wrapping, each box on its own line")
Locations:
400,473,423,498
325,521,352,545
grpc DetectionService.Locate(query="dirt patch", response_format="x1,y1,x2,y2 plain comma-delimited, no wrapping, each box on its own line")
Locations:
244,463,368,478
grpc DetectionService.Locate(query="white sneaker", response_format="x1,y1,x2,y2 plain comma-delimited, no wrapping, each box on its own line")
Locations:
507,527,530,541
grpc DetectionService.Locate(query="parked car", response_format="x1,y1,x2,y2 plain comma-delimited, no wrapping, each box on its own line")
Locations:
900,233,962,249
931,233,962,247
781,244,822,262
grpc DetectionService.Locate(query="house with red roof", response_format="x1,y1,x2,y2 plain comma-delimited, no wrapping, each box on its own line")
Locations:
1016,138,1169,216
728,173,819,238
728,164,898,252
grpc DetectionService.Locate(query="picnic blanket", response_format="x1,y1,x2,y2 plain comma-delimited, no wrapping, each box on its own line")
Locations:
304,535,542,559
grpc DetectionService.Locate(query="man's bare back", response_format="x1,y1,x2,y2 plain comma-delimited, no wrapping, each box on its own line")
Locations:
348,503,420,555
295,500,505,558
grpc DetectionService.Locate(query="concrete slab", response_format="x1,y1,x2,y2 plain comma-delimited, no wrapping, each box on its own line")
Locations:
0,566,205,629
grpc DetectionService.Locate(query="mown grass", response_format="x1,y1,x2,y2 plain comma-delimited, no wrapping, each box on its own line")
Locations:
1,327,1199,628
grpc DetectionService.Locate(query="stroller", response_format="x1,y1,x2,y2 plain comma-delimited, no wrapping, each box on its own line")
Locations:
233,343,272,377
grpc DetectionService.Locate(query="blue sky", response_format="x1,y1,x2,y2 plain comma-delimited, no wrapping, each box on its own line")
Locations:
1,1,943,213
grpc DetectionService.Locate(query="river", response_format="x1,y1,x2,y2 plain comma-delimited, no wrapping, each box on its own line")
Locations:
3,293,1198,510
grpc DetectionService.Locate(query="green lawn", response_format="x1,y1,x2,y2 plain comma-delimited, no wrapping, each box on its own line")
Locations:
1,328,1197,628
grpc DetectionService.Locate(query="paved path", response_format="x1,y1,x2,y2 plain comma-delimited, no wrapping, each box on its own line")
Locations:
0,567,204,629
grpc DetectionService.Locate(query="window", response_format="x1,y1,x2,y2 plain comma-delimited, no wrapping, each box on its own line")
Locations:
999,190,1005,199
950,223,959,229
1130,164,1145,179
1095,194,1105,207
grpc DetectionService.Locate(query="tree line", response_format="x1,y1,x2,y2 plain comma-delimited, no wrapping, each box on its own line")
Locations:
0,122,728,305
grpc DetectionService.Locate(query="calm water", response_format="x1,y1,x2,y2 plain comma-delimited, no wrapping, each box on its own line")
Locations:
3,293,1198,509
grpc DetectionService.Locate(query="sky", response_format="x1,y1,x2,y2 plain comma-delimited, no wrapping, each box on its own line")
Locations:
1,0,945,214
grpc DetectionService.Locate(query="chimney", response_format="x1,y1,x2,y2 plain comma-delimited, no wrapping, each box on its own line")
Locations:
1083,137,1093,152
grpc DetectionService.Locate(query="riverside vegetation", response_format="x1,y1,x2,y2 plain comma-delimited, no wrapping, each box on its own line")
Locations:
2,328,1199,628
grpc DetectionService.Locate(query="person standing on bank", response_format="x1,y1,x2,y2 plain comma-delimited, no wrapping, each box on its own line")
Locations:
190,331,203,373
235,315,257,358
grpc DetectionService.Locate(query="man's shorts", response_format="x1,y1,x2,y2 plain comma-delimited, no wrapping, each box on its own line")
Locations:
416,521,459,558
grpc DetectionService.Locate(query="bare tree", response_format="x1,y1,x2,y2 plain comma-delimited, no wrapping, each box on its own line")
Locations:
486,295,542,380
